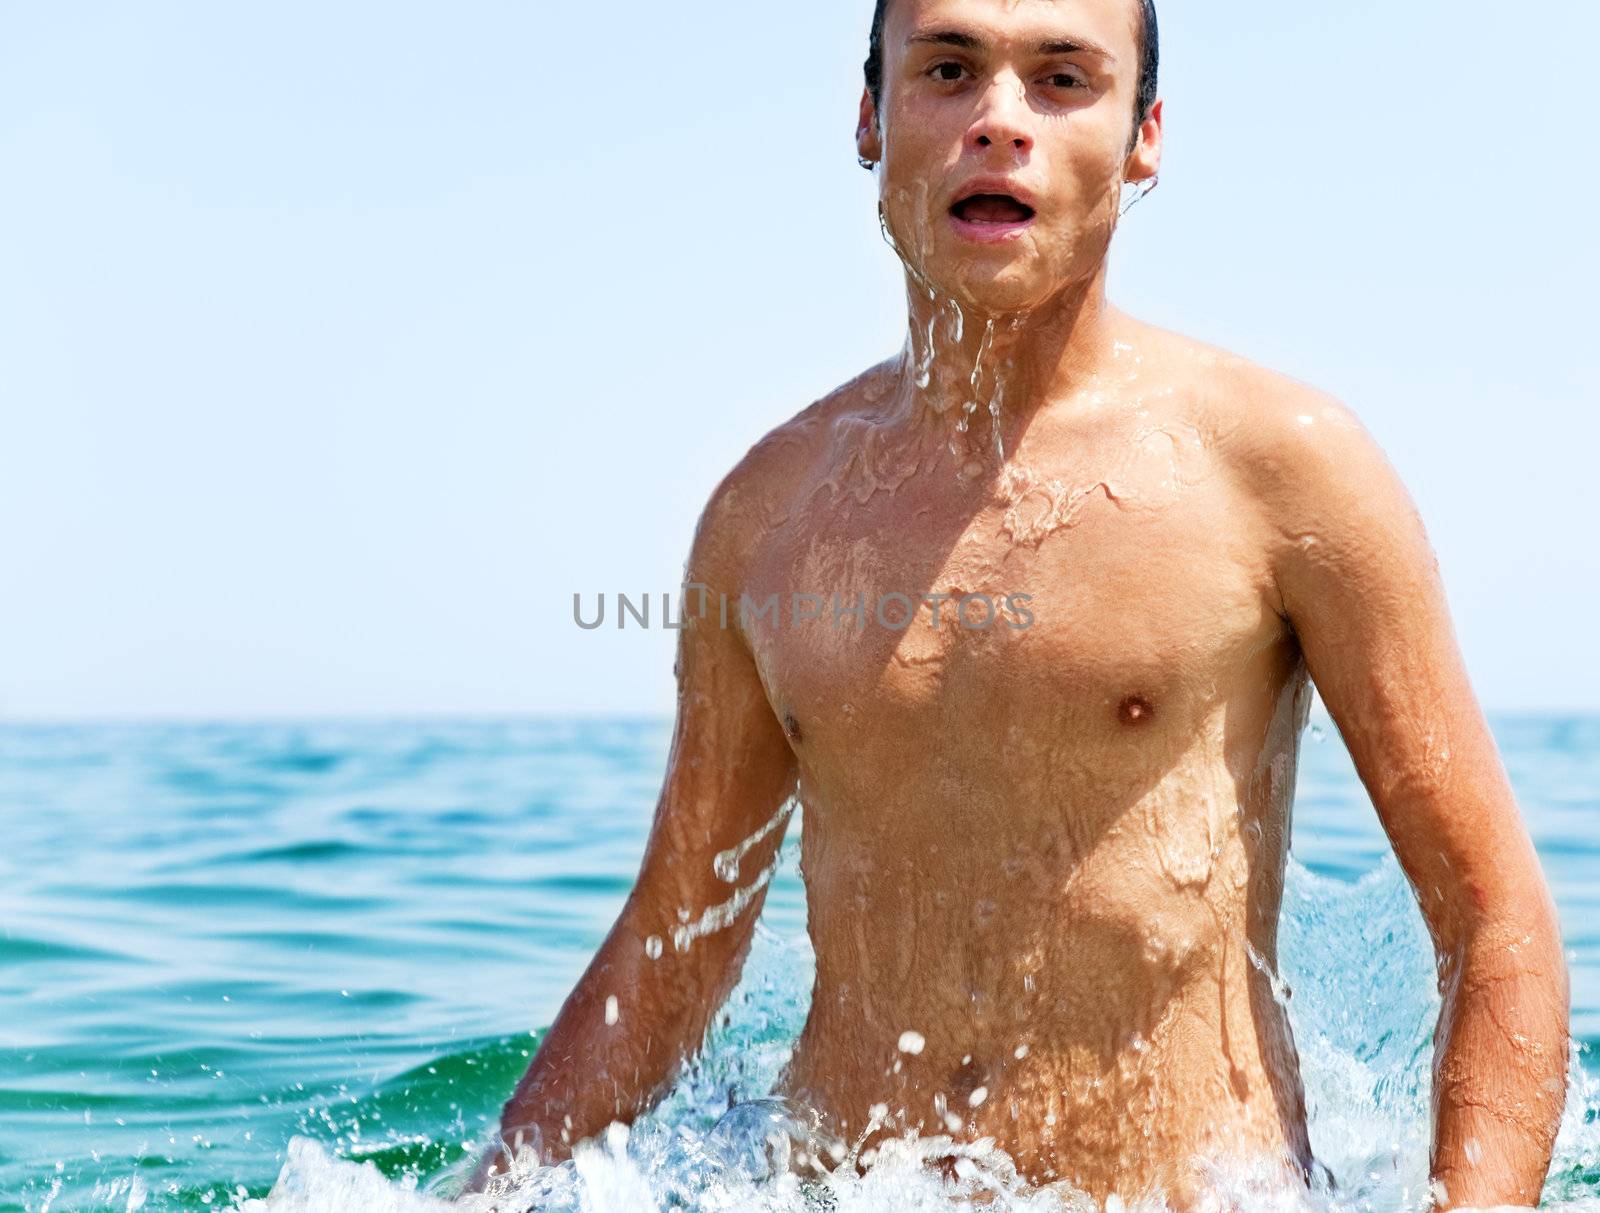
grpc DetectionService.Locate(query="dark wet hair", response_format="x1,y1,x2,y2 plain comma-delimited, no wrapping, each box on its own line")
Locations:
864,0,1160,134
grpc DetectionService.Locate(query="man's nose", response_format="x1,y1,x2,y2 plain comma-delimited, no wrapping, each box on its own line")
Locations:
968,75,1034,155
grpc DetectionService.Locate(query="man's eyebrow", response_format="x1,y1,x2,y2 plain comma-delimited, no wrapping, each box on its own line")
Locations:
906,29,1117,61
1039,37,1115,61
907,30,985,51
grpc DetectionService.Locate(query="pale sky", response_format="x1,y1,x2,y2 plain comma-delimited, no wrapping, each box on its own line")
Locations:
2,1,1596,719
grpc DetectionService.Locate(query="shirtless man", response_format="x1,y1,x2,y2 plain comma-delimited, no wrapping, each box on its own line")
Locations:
465,0,1570,1207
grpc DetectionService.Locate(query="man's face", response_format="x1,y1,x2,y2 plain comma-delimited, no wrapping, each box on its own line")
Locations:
860,0,1160,316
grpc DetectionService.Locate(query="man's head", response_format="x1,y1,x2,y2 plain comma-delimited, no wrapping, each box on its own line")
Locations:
856,0,1164,316
865,0,1159,142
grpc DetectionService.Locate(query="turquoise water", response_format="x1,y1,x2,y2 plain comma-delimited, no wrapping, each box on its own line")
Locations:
1,716,1597,1211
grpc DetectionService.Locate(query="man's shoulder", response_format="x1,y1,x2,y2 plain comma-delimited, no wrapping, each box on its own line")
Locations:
686,357,897,582
1135,324,1394,514
728,359,895,490
1136,324,1428,602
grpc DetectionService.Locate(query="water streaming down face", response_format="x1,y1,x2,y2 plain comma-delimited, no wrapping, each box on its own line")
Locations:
858,32,1162,496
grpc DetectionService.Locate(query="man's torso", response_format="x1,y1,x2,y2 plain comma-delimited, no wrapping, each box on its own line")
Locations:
722,326,1319,1202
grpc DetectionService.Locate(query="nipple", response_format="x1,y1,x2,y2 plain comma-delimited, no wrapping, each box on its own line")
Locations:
1117,694,1155,726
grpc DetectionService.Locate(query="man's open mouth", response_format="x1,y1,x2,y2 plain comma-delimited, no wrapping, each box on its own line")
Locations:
950,194,1036,225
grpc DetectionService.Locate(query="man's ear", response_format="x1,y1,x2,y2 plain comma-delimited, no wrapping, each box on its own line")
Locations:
856,88,883,164
1125,98,1163,182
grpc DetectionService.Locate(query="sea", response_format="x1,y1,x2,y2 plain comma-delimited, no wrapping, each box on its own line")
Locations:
1,716,1596,1212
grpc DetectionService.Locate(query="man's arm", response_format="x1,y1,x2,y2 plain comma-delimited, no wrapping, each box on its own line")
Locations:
1239,386,1570,1209
461,466,799,1192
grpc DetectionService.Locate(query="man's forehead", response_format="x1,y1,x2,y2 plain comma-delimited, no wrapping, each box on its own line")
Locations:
886,0,1140,55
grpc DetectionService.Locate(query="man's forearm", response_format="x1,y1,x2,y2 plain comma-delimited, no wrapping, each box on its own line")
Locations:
497,979,696,1160
1428,920,1570,1209
465,898,745,1189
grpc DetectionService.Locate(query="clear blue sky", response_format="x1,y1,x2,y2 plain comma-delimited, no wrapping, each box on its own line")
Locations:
2,1,1596,719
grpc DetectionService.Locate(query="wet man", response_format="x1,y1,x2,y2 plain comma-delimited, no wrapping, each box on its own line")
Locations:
466,0,1569,1207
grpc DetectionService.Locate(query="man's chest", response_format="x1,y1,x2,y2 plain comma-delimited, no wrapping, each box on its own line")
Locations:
738,442,1281,761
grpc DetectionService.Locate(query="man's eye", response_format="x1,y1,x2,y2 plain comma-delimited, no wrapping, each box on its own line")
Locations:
1044,72,1086,90
927,62,967,83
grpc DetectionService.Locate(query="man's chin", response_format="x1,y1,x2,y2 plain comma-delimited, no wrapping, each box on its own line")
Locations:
936,264,1055,319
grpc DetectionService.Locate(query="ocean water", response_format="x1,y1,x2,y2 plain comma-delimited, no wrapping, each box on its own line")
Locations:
1,716,1597,1212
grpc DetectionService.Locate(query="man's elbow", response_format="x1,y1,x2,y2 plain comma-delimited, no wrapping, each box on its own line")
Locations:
1443,887,1570,1034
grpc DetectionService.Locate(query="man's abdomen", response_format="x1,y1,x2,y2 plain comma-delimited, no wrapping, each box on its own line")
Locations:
771,798,1313,1200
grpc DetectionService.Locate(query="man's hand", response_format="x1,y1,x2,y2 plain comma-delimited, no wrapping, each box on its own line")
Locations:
459,458,800,1195
1236,383,1571,1209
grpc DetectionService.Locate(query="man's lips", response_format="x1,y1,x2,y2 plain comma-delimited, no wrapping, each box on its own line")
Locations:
950,194,1036,224
949,192,1036,242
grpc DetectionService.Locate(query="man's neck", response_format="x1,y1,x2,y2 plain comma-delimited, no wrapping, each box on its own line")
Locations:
893,265,1124,465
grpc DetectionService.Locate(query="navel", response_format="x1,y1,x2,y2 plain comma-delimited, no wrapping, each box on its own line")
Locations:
1117,694,1155,727
783,712,804,743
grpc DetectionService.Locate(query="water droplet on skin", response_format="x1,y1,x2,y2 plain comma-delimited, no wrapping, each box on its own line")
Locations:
898,1030,926,1055
644,935,664,959
604,995,619,1026
967,1086,989,1108
1014,1043,1030,1060
1246,941,1294,1005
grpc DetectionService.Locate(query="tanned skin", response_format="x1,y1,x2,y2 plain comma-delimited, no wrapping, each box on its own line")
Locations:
465,1,1569,1206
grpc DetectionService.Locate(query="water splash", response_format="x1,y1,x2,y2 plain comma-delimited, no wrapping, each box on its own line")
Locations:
1119,177,1158,217
657,793,803,956
228,858,1600,1213
672,846,786,955
714,792,799,885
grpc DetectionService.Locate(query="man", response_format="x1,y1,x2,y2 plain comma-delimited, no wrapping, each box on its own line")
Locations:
466,0,1570,1207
